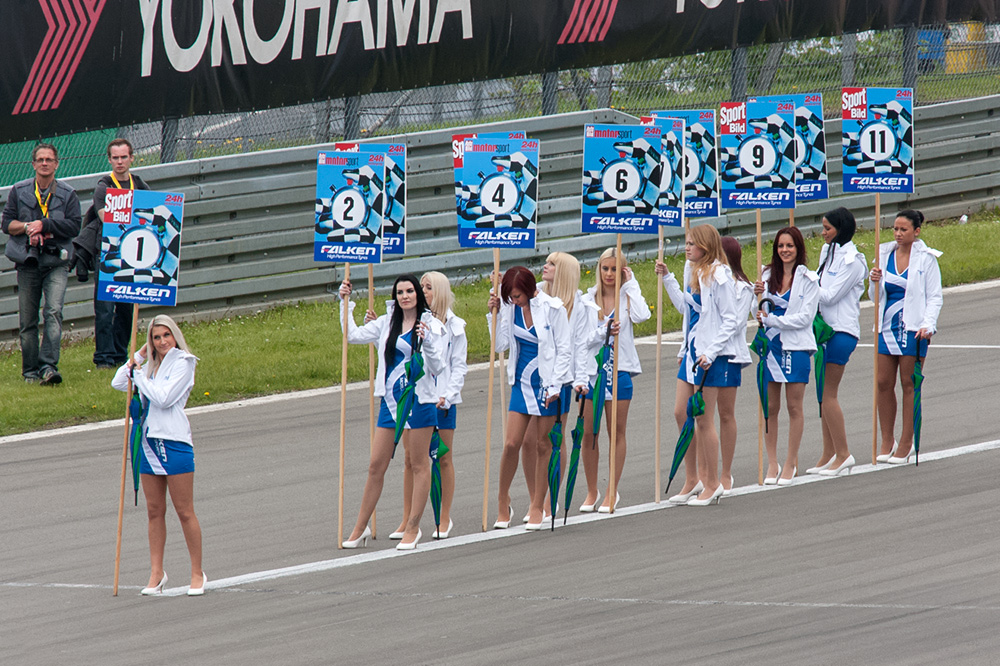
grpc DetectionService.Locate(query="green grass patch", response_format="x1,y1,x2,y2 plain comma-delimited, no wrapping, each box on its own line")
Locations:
3,211,998,436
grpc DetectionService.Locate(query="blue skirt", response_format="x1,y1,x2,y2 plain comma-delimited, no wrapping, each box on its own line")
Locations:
510,380,569,417
879,329,927,358
764,349,812,384
678,356,739,388
141,437,195,476
825,332,859,366
377,398,437,430
587,370,634,402
438,405,457,430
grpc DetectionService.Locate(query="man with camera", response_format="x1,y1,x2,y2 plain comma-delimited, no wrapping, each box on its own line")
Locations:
2,143,81,384
71,138,149,369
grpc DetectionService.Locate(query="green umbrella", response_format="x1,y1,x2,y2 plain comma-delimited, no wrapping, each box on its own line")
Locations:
912,338,928,466
563,394,586,525
664,367,709,497
429,414,450,538
127,393,149,506
812,312,837,417
591,320,614,448
546,396,564,531
392,334,425,454
750,298,775,433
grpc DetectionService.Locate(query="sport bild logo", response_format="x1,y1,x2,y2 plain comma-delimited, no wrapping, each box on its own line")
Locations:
842,88,868,120
13,0,107,115
558,0,618,44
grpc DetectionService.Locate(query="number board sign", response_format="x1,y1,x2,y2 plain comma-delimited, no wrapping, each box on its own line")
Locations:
842,87,914,193
719,100,797,210
98,188,183,306
455,137,539,248
640,115,686,227
581,124,663,234
453,131,527,213
335,142,407,255
652,109,720,218
314,150,385,264
749,93,829,202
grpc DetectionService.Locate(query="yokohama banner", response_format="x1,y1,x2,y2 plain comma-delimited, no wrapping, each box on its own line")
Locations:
1,0,997,142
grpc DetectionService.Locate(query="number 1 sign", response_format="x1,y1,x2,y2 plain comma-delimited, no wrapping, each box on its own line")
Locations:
842,87,915,193
98,189,184,307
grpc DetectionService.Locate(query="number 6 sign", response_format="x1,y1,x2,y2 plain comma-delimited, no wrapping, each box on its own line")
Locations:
581,123,662,234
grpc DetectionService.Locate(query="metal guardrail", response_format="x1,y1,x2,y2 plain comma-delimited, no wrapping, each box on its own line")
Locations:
2,97,998,341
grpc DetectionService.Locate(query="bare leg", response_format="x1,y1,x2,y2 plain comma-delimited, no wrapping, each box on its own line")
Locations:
877,354,901,455
529,414,557,524
896,356,918,457
497,412,532,522
141,474,168,588
400,427,434,544
580,397,600,506
821,363,851,465
347,427,396,541
166,472,203,589
521,418,538,499
395,445,415,534
673,379,698,493
780,382,807,480
717,386,737,489
693,387,721,498
601,398,630,508
438,429,455,529
765,382,782,478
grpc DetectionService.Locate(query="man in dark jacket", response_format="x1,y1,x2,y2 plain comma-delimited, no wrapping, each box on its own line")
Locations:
2,143,81,384
73,138,149,368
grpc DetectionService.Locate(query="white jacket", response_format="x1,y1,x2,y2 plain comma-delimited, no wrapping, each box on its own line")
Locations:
817,240,866,339
538,283,595,389
487,289,573,399
339,300,446,403
661,260,742,364
760,264,821,352
435,309,468,409
732,280,756,366
868,240,943,334
579,276,651,379
112,347,198,445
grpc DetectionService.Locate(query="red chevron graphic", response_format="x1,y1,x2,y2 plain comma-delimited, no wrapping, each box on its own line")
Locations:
557,0,617,45
13,0,106,115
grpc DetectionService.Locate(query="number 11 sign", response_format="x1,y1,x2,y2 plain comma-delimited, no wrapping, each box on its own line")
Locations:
842,87,915,193
98,189,184,307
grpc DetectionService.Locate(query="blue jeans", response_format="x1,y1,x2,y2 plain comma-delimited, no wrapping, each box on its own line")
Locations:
17,264,69,378
93,281,133,366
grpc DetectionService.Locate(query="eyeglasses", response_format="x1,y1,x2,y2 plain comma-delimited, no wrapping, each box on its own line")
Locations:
33,157,57,164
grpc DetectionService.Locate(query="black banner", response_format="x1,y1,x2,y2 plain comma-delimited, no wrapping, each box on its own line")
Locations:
1,0,997,143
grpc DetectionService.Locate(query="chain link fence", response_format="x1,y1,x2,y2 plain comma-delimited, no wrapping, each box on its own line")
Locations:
2,23,998,188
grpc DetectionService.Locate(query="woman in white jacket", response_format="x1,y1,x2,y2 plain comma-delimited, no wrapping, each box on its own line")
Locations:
754,226,820,486
338,274,446,550
579,248,650,513
868,209,943,464
656,224,740,506
112,315,205,596
807,208,866,477
487,266,572,530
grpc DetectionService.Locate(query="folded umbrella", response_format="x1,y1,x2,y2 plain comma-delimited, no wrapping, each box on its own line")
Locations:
912,338,927,466
127,393,149,506
429,411,450,538
563,393,586,525
591,320,614,448
664,365,709,497
750,298,775,433
546,396,564,531
812,312,837,417
393,334,425,454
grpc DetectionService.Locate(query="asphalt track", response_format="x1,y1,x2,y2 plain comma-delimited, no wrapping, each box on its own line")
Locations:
3,280,999,665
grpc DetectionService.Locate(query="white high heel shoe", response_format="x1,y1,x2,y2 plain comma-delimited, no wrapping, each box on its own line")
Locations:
876,440,899,463
597,492,620,514
433,519,454,539
668,481,703,504
777,466,797,486
687,484,724,506
819,455,856,476
886,447,914,465
763,466,781,485
187,572,207,597
579,490,602,513
342,526,371,549
140,572,168,596
493,505,513,530
396,529,422,550
722,475,735,497
806,458,835,474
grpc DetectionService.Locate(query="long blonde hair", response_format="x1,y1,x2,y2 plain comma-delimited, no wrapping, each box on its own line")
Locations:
420,271,454,323
595,247,629,318
688,224,727,294
543,251,580,318
145,314,192,378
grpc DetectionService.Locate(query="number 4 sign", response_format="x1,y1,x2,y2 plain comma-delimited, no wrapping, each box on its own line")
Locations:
98,188,184,306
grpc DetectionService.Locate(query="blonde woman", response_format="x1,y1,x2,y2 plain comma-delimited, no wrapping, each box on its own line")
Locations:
389,272,468,539
111,315,205,596
580,248,650,512
656,225,741,506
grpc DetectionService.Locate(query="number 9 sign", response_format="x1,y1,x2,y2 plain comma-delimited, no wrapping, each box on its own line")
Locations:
118,226,162,270
738,137,777,176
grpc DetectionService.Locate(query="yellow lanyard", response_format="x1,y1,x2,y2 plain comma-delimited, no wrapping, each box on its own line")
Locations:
34,180,52,217
110,173,134,190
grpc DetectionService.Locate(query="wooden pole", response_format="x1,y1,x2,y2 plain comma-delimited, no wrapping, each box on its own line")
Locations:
112,303,140,596
756,209,765,486
482,249,500,531
338,263,351,549
789,208,795,227
872,194,882,465
607,234,623,513
367,265,376,538
654,226,664,503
